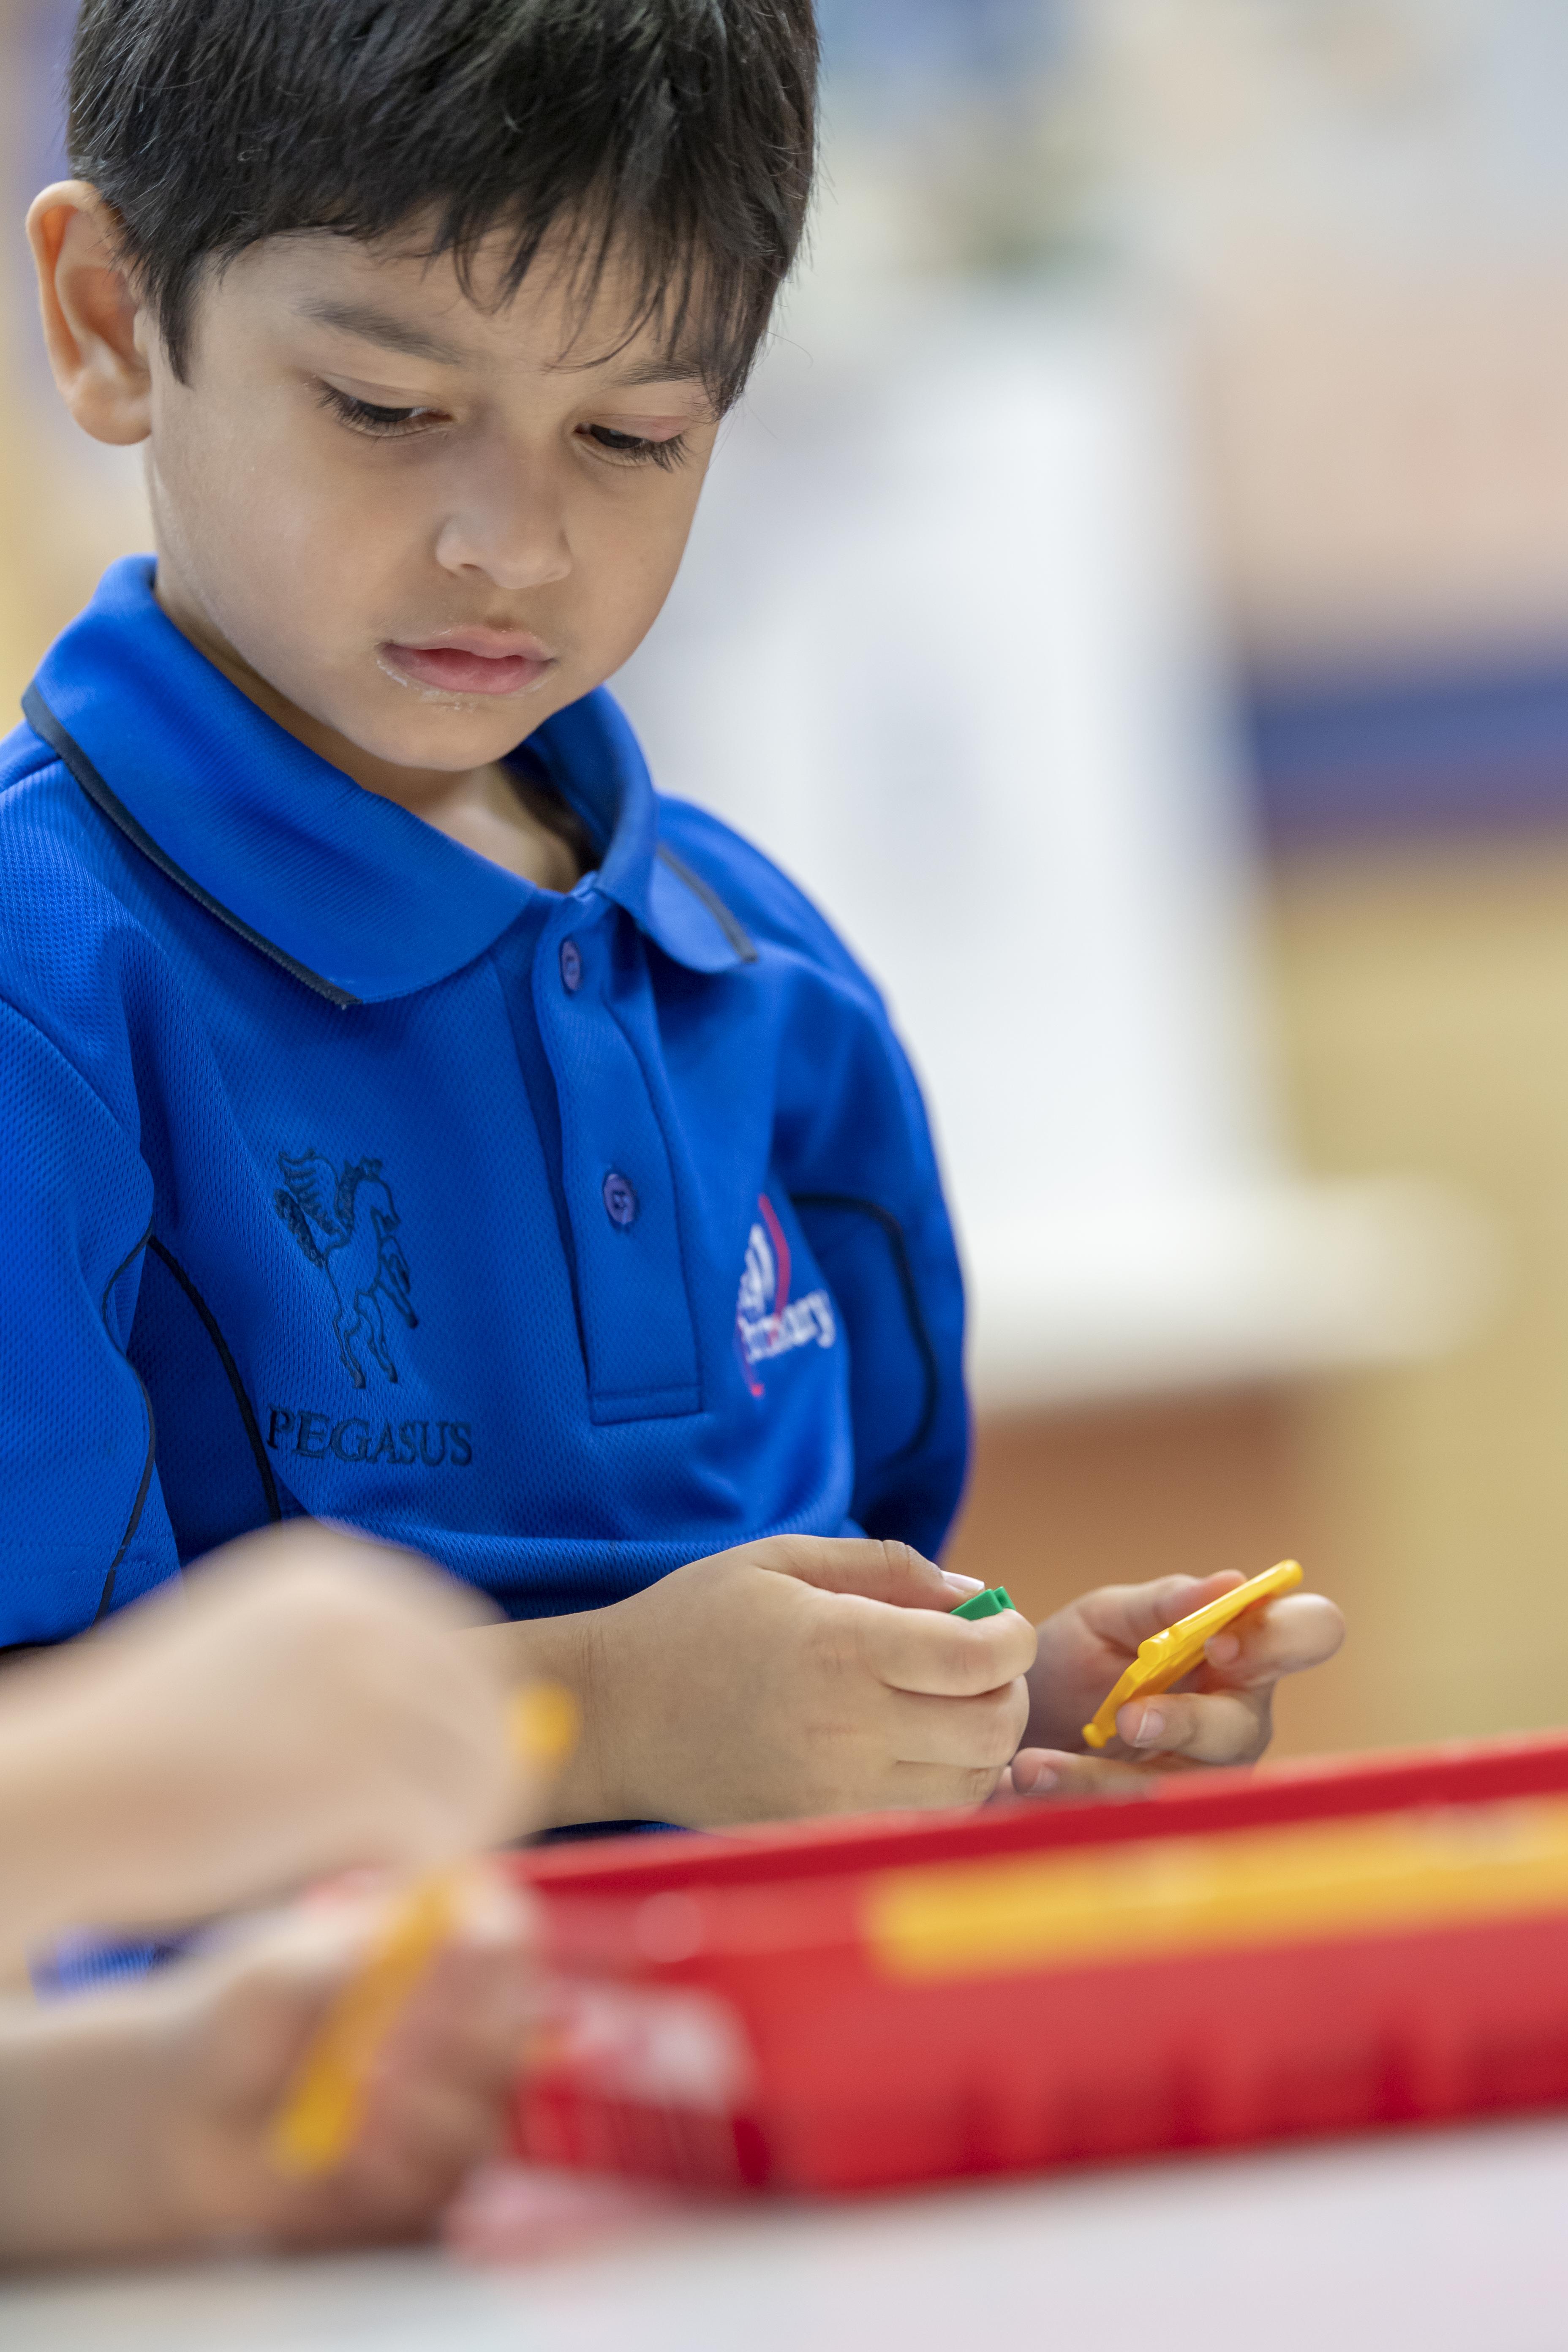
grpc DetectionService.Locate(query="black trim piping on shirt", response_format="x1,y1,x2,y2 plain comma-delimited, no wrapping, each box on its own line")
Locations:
97,1222,158,1622
146,1238,283,1525
22,683,360,1010
656,846,759,965
789,1193,941,1462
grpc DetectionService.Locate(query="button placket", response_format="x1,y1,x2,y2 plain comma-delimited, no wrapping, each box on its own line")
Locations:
534,902,700,1420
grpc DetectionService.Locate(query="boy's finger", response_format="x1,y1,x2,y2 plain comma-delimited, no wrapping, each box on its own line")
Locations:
1201,1593,1346,1687
386,1953,533,2097
352,2066,508,2196
855,1596,1037,1696
743,1534,975,1614
886,1758,1014,1810
1010,1748,1166,1799
883,1678,1031,1769
1116,1686,1269,1765
1083,1571,1243,1650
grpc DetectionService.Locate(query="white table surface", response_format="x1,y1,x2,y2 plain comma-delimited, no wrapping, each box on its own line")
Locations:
6,2118,1568,2352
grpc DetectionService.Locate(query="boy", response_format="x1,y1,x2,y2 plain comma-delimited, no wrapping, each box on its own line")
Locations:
8,0,1341,1828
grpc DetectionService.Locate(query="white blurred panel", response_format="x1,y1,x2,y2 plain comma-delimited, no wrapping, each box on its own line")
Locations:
613,288,1486,1403
618,293,1273,1210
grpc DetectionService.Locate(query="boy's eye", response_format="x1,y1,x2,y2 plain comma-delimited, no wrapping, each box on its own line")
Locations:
317,384,442,439
580,423,689,473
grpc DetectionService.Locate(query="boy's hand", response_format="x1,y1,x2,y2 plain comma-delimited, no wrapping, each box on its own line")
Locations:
555,1536,1035,1827
180,1871,533,2249
1010,1571,1345,1799
0,1525,531,1952
0,1868,533,2260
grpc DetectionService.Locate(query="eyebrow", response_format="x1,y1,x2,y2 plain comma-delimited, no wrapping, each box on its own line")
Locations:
298,295,710,392
297,297,469,365
598,354,710,390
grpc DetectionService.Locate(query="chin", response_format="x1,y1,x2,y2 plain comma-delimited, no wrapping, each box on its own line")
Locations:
357,705,525,773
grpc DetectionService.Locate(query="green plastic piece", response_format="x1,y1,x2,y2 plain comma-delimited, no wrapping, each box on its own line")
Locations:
952,1584,1015,1621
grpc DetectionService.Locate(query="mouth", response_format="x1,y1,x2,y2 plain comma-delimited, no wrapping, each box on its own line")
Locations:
380,630,557,699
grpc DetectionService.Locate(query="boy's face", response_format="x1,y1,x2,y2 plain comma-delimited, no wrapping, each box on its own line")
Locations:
119,221,720,778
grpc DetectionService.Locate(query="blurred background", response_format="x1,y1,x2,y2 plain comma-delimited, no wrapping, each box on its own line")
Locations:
9,0,1568,1759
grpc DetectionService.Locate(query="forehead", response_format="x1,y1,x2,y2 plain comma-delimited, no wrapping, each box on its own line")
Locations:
215,218,712,393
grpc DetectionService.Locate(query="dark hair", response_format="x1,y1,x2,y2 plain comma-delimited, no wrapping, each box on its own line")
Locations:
68,0,818,408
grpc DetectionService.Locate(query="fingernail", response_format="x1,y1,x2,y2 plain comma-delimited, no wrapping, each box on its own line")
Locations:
1015,1759,1058,1794
940,1571,985,1593
1129,1707,1165,1747
1206,1633,1241,1666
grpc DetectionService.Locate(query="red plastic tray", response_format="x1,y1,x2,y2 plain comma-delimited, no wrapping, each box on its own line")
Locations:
512,1733,1568,2194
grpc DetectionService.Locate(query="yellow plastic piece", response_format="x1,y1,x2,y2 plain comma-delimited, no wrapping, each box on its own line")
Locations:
865,1793,1568,1981
1080,1560,1304,1750
511,1680,582,1769
270,1684,581,2179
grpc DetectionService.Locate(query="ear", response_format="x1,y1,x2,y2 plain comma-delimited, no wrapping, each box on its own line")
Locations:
26,181,154,447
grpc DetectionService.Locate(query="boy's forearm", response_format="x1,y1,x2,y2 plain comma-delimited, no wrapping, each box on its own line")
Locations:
0,1601,637,1954
0,1993,189,2262
471,1605,626,1829
0,1702,110,1970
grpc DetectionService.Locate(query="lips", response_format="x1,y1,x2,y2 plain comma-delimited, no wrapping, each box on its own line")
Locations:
381,635,555,698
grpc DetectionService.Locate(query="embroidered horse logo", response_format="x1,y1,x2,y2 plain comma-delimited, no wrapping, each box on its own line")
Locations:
273,1150,418,1388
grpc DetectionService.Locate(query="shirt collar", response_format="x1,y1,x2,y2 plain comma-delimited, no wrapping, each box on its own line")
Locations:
23,556,752,1006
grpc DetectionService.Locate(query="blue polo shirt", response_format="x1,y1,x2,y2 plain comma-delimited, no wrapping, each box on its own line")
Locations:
0,558,966,1647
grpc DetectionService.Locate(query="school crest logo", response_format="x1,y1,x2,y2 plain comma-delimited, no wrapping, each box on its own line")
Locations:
734,1194,836,1399
273,1150,418,1388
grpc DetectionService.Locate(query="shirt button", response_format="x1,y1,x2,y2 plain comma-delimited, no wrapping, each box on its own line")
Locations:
558,938,583,993
602,1171,639,1228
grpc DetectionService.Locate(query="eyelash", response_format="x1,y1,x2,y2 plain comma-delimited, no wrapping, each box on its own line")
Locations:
317,384,437,439
581,424,691,473
316,385,689,470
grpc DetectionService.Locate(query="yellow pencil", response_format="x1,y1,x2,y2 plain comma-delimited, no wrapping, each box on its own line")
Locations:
268,1681,579,2178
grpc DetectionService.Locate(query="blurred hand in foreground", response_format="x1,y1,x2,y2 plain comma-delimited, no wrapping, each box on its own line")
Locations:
1009,1571,1346,1799
0,1524,531,1961
0,1867,532,2262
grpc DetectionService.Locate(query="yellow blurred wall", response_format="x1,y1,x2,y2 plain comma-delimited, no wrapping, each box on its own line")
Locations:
1269,842,1568,1753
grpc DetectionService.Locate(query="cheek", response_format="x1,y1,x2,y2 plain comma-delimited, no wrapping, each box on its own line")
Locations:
221,425,395,584
161,393,414,640
577,482,705,661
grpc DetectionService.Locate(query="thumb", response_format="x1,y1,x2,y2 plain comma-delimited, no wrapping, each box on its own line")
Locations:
742,1534,978,1614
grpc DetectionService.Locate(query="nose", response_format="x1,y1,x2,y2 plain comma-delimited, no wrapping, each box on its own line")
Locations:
433,441,573,593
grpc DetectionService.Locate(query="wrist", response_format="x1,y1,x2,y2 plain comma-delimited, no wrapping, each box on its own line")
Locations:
481,1604,627,1829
